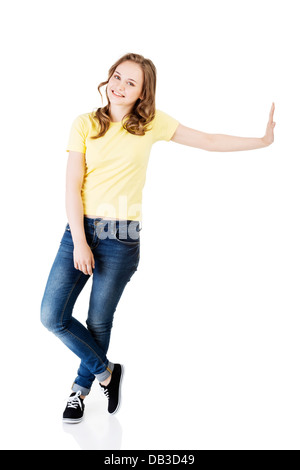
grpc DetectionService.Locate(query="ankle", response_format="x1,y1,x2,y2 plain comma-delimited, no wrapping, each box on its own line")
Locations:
100,375,111,387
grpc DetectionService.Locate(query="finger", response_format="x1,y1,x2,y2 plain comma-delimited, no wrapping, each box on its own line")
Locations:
83,263,92,276
74,255,79,270
87,264,93,275
269,102,275,122
80,264,88,275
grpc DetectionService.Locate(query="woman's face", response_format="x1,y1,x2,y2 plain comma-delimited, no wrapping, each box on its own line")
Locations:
107,61,144,108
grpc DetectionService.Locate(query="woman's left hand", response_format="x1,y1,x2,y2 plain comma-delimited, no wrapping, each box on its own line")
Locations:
263,102,276,146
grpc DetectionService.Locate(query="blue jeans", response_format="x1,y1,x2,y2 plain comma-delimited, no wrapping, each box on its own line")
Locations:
40,216,140,396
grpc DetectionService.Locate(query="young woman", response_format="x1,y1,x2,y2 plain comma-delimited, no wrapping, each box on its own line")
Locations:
40,52,276,424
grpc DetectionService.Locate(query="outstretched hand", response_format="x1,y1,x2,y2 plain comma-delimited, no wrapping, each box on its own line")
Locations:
263,102,276,146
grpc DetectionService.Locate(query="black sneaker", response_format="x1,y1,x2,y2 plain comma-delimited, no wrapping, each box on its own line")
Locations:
100,364,124,414
63,391,85,423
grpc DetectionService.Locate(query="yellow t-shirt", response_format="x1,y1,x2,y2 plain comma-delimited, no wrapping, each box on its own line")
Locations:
66,109,179,221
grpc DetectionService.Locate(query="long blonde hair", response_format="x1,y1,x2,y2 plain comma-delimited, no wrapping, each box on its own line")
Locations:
91,53,157,139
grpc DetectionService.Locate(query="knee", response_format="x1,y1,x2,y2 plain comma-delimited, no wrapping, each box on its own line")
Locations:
40,298,61,333
86,318,113,335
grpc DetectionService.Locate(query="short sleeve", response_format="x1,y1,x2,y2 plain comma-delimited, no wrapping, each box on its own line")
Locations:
151,109,180,143
66,115,88,153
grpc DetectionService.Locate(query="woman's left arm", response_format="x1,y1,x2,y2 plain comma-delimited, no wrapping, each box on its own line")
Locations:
171,103,276,152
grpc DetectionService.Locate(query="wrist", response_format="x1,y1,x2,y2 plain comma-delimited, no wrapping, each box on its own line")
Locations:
73,238,88,247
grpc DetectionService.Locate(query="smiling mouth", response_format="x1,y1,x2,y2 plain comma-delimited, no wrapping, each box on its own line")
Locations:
112,90,125,98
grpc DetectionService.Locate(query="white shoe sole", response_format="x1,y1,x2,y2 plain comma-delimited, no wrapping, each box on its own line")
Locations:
62,417,83,424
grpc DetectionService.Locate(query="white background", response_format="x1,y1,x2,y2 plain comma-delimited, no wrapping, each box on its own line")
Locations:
1,0,299,450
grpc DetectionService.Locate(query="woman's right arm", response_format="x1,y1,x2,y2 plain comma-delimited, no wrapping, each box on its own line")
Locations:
65,151,95,275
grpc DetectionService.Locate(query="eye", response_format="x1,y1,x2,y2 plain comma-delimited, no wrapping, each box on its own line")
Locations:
113,74,135,86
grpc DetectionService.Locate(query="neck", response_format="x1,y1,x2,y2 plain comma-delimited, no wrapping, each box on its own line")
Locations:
109,104,133,123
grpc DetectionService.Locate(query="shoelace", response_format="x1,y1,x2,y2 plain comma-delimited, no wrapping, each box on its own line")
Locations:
100,385,110,399
66,391,83,410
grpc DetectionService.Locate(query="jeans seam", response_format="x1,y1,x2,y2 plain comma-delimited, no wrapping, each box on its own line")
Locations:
59,270,83,329
64,328,107,370
59,271,107,370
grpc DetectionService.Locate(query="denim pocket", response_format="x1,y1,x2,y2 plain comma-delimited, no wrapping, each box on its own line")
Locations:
115,230,140,245
115,225,140,246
